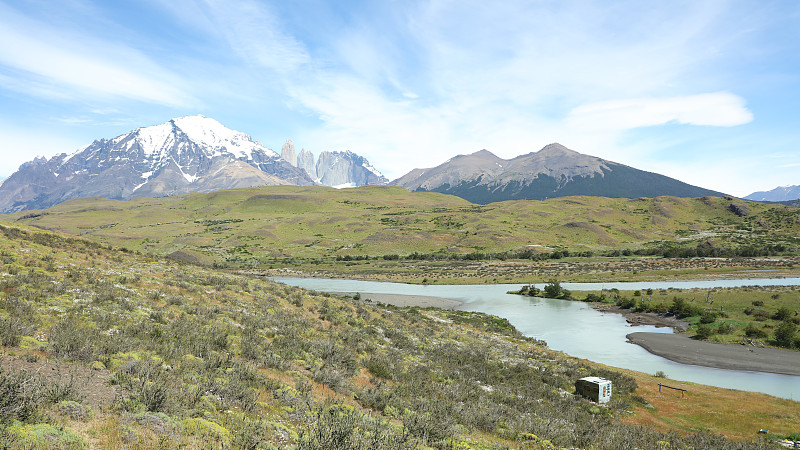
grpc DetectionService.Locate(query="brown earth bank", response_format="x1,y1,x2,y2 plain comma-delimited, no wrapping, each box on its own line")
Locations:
592,303,690,332
338,292,464,310
626,332,800,376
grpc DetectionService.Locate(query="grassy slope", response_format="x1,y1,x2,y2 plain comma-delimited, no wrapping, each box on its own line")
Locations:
1,223,797,448
6,185,800,267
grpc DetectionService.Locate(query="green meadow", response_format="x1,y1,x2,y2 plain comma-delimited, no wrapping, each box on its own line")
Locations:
7,185,800,270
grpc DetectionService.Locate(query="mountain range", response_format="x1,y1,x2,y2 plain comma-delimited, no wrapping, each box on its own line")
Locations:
744,185,800,202
0,116,386,213
392,143,725,203
1,116,735,213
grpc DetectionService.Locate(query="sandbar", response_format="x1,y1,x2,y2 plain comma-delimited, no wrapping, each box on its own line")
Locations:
627,332,800,376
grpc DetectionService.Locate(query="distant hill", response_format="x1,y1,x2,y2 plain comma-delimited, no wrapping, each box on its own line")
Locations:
0,116,387,213
745,185,800,202
7,184,795,263
393,143,726,204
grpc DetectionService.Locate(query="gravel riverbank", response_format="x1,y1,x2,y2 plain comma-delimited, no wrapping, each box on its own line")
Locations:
627,332,800,376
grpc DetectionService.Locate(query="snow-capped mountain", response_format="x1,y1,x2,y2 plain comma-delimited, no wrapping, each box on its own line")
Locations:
0,115,314,213
744,185,800,202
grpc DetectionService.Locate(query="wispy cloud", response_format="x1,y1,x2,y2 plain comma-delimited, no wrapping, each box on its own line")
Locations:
566,92,754,130
0,3,194,107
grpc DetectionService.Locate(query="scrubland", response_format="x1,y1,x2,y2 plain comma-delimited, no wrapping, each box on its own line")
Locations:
1,223,796,448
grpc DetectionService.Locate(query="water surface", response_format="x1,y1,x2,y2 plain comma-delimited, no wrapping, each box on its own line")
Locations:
272,277,800,400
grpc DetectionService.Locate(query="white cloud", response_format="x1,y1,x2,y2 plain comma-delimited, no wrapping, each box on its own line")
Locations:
566,92,754,131
204,0,310,72
0,3,194,107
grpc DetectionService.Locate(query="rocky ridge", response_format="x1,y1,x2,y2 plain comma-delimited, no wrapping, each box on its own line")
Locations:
393,143,725,203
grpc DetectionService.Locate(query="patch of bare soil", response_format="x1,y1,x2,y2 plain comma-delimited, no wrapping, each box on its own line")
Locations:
0,353,121,410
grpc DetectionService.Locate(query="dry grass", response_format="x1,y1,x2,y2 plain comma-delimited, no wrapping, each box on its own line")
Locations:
621,368,800,441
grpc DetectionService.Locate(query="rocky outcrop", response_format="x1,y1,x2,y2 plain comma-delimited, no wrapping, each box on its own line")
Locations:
316,150,389,187
297,148,316,180
281,139,297,167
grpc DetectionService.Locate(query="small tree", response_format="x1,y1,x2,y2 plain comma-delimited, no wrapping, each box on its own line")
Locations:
773,306,793,321
695,324,714,340
774,321,797,348
543,281,563,299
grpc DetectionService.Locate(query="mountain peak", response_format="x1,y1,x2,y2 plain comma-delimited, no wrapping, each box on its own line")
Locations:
470,149,497,157
538,143,575,155
0,116,315,212
393,143,724,203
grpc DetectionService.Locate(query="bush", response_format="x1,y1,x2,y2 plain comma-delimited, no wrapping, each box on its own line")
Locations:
363,355,394,380
0,368,41,422
3,421,88,449
745,323,768,339
694,324,714,340
752,310,770,321
699,311,717,324
183,417,231,447
48,316,96,362
617,297,636,309
716,323,733,334
0,318,32,347
54,401,94,421
543,281,568,299
773,307,793,321
774,321,797,348
668,297,701,319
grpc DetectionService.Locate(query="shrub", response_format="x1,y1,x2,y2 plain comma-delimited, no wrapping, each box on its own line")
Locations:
363,355,394,380
617,297,636,309
54,401,94,421
48,316,96,362
694,324,714,340
751,310,770,321
745,323,768,339
774,321,797,348
699,311,716,324
3,421,88,449
0,318,32,347
0,368,41,422
668,297,701,319
543,281,564,299
773,307,793,321
183,417,231,446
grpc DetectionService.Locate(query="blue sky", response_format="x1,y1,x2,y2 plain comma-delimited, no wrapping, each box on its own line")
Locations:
0,0,798,196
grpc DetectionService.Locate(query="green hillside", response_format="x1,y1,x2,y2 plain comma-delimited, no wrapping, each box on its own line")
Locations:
1,223,797,448
6,185,800,269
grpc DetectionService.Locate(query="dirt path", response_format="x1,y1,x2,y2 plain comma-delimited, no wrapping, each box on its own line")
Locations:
626,332,800,376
